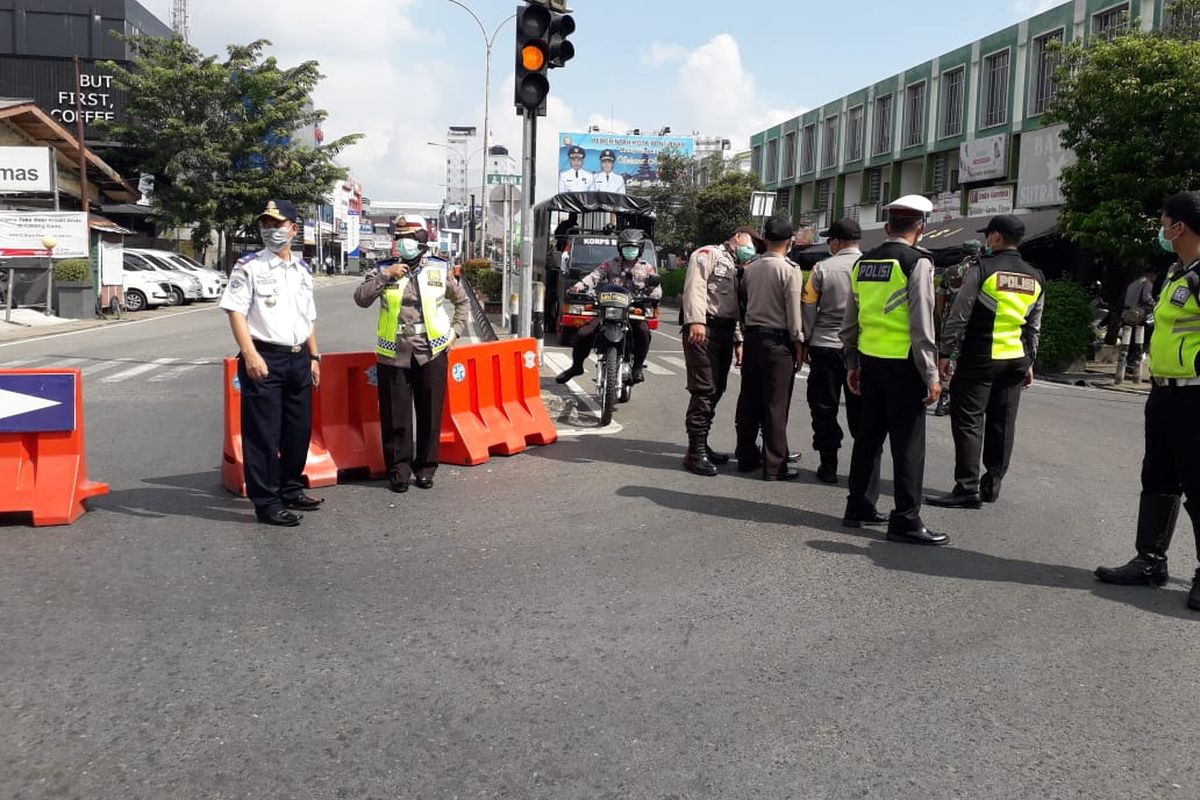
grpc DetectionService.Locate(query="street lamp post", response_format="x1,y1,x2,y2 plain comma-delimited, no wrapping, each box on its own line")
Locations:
429,141,487,259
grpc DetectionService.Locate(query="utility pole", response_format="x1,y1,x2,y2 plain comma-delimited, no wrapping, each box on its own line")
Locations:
518,113,536,337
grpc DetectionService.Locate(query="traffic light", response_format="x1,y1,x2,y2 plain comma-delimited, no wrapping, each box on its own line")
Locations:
547,11,575,69
514,3,551,115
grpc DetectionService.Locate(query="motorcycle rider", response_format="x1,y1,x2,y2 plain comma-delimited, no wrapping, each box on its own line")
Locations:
556,228,662,385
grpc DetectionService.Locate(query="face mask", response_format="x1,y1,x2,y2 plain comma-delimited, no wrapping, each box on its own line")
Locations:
260,225,292,253
397,239,422,260
620,246,640,261
983,245,994,257
1159,225,1180,253
735,245,756,263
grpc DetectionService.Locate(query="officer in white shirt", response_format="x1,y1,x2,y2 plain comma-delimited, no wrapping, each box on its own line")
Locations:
558,145,595,193
220,199,323,527
592,149,626,194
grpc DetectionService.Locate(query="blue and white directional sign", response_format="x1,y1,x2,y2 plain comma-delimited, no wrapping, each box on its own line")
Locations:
0,373,77,433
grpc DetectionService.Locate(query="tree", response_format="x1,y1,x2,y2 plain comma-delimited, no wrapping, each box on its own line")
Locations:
1047,1,1200,297
691,170,764,246
102,36,361,264
640,150,698,257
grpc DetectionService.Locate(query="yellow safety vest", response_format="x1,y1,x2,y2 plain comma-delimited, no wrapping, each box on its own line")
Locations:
978,266,1043,360
852,242,922,360
1149,265,1200,379
376,262,454,358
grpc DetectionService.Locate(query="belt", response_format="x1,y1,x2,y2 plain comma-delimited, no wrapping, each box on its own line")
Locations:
744,325,791,338
706,316,737,327
398,322,427,337
252,340,306,354
1151,376,1200,388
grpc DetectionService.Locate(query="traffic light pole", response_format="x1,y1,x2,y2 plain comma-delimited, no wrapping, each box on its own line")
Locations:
518,108,537,339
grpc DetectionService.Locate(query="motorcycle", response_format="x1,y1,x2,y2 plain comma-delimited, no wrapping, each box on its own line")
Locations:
588,275,660,426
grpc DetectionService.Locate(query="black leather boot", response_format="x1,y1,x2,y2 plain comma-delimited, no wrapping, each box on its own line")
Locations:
702,435,730,465
1095,493,1179,586
683,434,718,477
816,452,838,484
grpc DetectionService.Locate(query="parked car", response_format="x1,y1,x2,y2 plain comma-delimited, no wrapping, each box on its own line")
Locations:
126,248,227,301
122,269,173,312
122,251,202,306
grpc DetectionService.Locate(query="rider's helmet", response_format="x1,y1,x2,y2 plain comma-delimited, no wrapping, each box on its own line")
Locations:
617,228,646,262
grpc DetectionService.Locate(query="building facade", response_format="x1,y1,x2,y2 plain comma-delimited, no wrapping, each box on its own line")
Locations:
444,125,476,208
750,0,1173,237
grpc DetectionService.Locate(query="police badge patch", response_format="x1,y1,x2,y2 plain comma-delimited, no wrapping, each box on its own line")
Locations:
1172,285,1191,307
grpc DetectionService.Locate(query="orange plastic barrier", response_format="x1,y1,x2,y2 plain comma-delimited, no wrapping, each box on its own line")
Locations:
440,338,558,465
309,353,386,480
0,369,108,526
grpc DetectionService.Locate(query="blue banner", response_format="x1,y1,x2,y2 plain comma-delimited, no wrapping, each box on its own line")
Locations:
0,372,76,433
557,132,696,194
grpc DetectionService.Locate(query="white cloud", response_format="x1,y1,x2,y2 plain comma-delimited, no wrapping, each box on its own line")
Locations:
643,42,686,67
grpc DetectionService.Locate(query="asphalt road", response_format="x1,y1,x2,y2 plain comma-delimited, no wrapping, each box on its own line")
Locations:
1,283,1196,799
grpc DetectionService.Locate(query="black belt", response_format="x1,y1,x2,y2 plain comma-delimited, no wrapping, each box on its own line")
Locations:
253,340,306,354
744,325,791,338
1151,376,1200,388
706,316,737,327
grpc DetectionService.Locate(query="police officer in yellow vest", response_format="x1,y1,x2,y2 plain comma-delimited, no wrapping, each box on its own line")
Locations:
1098,191,1200,611
840,195,946,545
354,217,470,493
927,215,1044,509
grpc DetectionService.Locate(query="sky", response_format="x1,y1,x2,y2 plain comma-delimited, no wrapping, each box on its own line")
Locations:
139,0,1067,204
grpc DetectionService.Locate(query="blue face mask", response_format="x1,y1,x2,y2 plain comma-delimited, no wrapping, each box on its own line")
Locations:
620,246,640,261
735,245,756,263
1159,225,1179,253
397,239,422,260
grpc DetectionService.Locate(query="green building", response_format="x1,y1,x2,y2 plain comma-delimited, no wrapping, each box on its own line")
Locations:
750,0,1175,244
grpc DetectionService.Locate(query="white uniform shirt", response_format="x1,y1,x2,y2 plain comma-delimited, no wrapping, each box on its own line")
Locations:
593,171,626,194
219,249,316,346
559,168,595,192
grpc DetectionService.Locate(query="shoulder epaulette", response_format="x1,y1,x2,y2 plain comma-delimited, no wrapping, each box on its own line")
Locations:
235,252,257,265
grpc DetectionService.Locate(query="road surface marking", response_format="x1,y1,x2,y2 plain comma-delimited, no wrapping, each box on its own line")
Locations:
147,362,205,383
100,357,178,383
661,356,688,371
642,362,673,376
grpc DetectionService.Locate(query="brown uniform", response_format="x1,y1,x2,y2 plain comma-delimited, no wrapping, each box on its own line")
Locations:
735,252,805,477
682,244,744,439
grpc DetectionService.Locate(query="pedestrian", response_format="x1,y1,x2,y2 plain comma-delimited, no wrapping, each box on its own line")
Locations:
354,216,470,493
801,217,871,486
324,254,334,276
933,240,982,415
220,199,323,527
734,216,805,481
1097,191,1200,611
926,215,1044,510
840,195,944,544
1121,266,1158,379
680,226,763,476
555,229,661,385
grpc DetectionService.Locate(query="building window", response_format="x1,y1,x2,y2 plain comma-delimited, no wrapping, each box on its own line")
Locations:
872,94,893,156
903,81,926,148
1093,3,1131,37
980,49,1010,129
783,131,797,179
801,124,817,174
1030,30,1064,116
817,180,832,211
939,67,965,139
846,105,865,162
822,115,840,169
776,188,792,217
751,145,763,176
766,139,779,183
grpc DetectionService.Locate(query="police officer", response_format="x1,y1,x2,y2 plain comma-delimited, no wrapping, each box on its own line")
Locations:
1097,191,1200,611
354,217,470,493
555,229,661,385
927,215,1044,509
934,239,982,415
840,195,944,544
593,149,627,194
558,145,595,193
801,217,871,487
680,226,763,476
735,216,804,481
220,200,322,527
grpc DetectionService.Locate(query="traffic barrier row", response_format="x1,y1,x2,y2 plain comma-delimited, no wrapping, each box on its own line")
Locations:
0,369,109,526
220,338,557,494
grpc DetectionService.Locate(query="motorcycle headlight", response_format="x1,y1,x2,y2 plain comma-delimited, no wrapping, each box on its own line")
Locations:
605,307,623,320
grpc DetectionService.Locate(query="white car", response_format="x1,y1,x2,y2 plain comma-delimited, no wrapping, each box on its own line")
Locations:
122,251,203,306
122,269,173,312
128,248,227,301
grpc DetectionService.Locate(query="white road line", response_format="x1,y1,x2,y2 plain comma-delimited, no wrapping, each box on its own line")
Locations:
147,362,205,382
653,328,682,342
0,358,41,368
642,361,673,376
542,351,572,374
661,356,688,371
99,357,177,383
81,360,130,376
46,357,88,368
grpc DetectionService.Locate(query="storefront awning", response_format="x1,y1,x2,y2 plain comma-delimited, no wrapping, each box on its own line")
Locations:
858,209,1061,252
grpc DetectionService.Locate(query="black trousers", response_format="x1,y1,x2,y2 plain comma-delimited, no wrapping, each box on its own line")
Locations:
378,355,449,483
847,355,927,522
571,318,651,369
735,330,796,476
948,356,1028,493
683,320,736,436
239,350,312,516
806,346,864,455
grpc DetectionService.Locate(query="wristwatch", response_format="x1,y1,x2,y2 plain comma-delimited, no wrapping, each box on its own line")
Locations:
310,353,321,363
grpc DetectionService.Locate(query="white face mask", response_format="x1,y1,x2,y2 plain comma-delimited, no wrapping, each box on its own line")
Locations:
260,225,293,253
397,239,422,260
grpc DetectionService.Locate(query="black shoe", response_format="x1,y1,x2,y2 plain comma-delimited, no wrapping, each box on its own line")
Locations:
555,365,584,384
926,489,983,509
763,467,801,482
886,523,949,546
257,509,302,527
1095,555,1169,586
842,509,887,528
414,475,434,490
389,479,409,493
816,453,837,484
736,457,761,473
283,493,324,511
704,442,731,465
684,435,718,477
787,451,802,463
1096,493,1179,586
980,474,1000,503
631,366,645,384
1189,570,1200,611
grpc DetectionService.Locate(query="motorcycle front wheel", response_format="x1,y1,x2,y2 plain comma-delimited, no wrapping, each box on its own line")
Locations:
599,345,620,426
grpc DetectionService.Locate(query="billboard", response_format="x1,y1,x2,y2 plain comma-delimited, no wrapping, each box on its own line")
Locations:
968,186,1015,216
959,133,1009,183
1017,124,1076,209
557,132,696,194
0,146,53,193
0,211,89,258
0,57,126,140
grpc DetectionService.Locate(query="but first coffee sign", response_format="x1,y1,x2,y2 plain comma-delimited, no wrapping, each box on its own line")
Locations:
0,147,53,193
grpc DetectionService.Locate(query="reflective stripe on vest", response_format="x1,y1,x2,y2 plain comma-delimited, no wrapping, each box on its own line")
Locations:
376,264,454,358
1149,271,1200,379
852,258,911,359
980,269,1043,360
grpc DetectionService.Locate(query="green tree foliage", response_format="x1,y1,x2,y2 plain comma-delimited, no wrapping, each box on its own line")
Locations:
101,37,361,261
692,170,764,247
640,151,698,257
53,259,92,283
1038,280,1095,371
1047,2,1200,284
658,267,686,299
